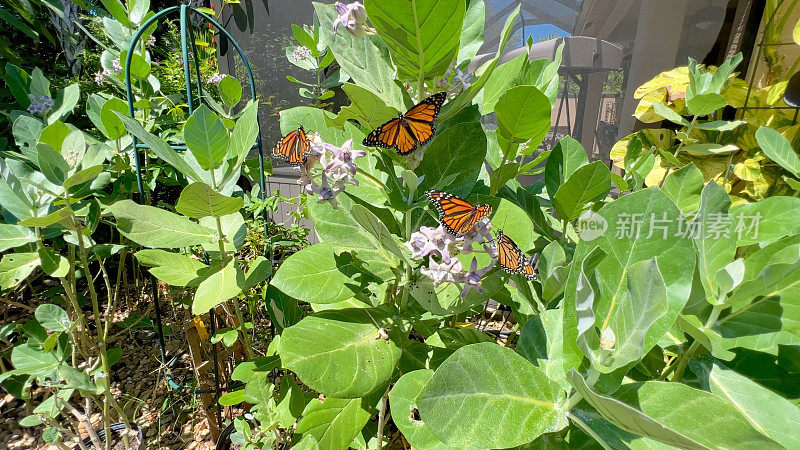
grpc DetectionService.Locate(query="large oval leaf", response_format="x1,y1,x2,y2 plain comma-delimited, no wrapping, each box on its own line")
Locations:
390,370,470,450
175,182,244,219
415,121,487,198
108,200,216,248
183,105,228,170
279,308,401,397
271,243,365,304
495,85,551,146
295,397,373,450
365,0,466,81
418,343,566,448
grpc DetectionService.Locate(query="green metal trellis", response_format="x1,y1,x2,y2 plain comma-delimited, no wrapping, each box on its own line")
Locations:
123,4,266,432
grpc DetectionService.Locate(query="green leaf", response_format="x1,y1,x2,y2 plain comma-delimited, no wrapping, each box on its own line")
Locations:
436,5,520,123
692,359,800,449
553,161,611,221
694,120,746,131
415,121,487,198
4,63,31,106
544,136,588,200
566,370,706,449
35,304,71,332
389,370,460,450
271,243,364,304
728,196,800,245
682,143,739,156
18,208,74,229
183,105,229,170
518,307,582,391
59,365,95,392
418,343,566,448
231,355,281,382
175,182,243,218
134,249,208,287
48,83,80,124
692,182,736,300
219,75,243,108
219,389,246,406
495,85,551,146
274,375,305,427
221,101,260,187
662,163,704,213
108,199,217,248
613,379,781,448
600,258,669,371
116,112,202,181
481,52,527,115
686,92,727,116
489,162,520,195
295,397,374,450
192,260,243,314
677,315,735,360
564,189,695,376
326,83,397,131
652,102,689,126
365,0,466,81
200,212,246,253
309,196,398,279
755,126,800,177
63,165,104,190
0,224,36,252
0,252,40,291
37,143,70,185
100,97,129,140
279,308,401,397
120,51,151,80
241,256,272,290
314,3,405,110
38,247,69,278
457,0,484,64
99,0,131,26
11,344,58,377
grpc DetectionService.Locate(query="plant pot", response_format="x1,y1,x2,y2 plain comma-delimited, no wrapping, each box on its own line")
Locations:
72,422,143,450
215,422,236,450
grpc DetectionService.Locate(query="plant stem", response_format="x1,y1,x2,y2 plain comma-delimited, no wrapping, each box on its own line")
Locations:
376,387,390,450
659,115,697,187
669,303,724,381
565,369,600,411
356,167,390,192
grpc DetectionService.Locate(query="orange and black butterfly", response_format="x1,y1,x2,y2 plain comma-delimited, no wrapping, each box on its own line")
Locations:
363,92,446,156
426,189,492,237
496,230,537,280
273,126,311,166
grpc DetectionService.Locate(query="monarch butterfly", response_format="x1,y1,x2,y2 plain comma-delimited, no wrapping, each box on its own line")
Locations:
363,92,446,156
496,230,537,280
273,126,311,166
426,189,492,237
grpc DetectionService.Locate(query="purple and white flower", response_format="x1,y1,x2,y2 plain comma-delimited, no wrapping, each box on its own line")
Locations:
333,2,372,36
27,95,54,115
295,136,366,209
207,73,225,84
459,257,494,298
420,256,463,286
291,46,312,62
405,225,456,261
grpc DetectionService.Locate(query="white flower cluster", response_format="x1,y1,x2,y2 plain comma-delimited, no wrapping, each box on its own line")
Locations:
406,219,496,298
291,46,312,62
207,73,225,84
297,135,366,209
437,61,472,94
27,95,54,115
94,58,123,86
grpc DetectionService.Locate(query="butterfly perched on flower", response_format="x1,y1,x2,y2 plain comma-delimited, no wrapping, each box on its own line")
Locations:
426,190,492,237
496,229,537,280
363,92,446,156
273,126,311,165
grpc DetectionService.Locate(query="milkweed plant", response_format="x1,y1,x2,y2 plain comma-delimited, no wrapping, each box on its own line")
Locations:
2,0,800,449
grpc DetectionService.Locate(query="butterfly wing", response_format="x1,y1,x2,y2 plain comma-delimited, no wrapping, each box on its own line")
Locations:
496,230,525,275
363,117,401,149
521,256,537,280
273,127,310,166
363,92,446,156
426,190,490,236
403,92,446,147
